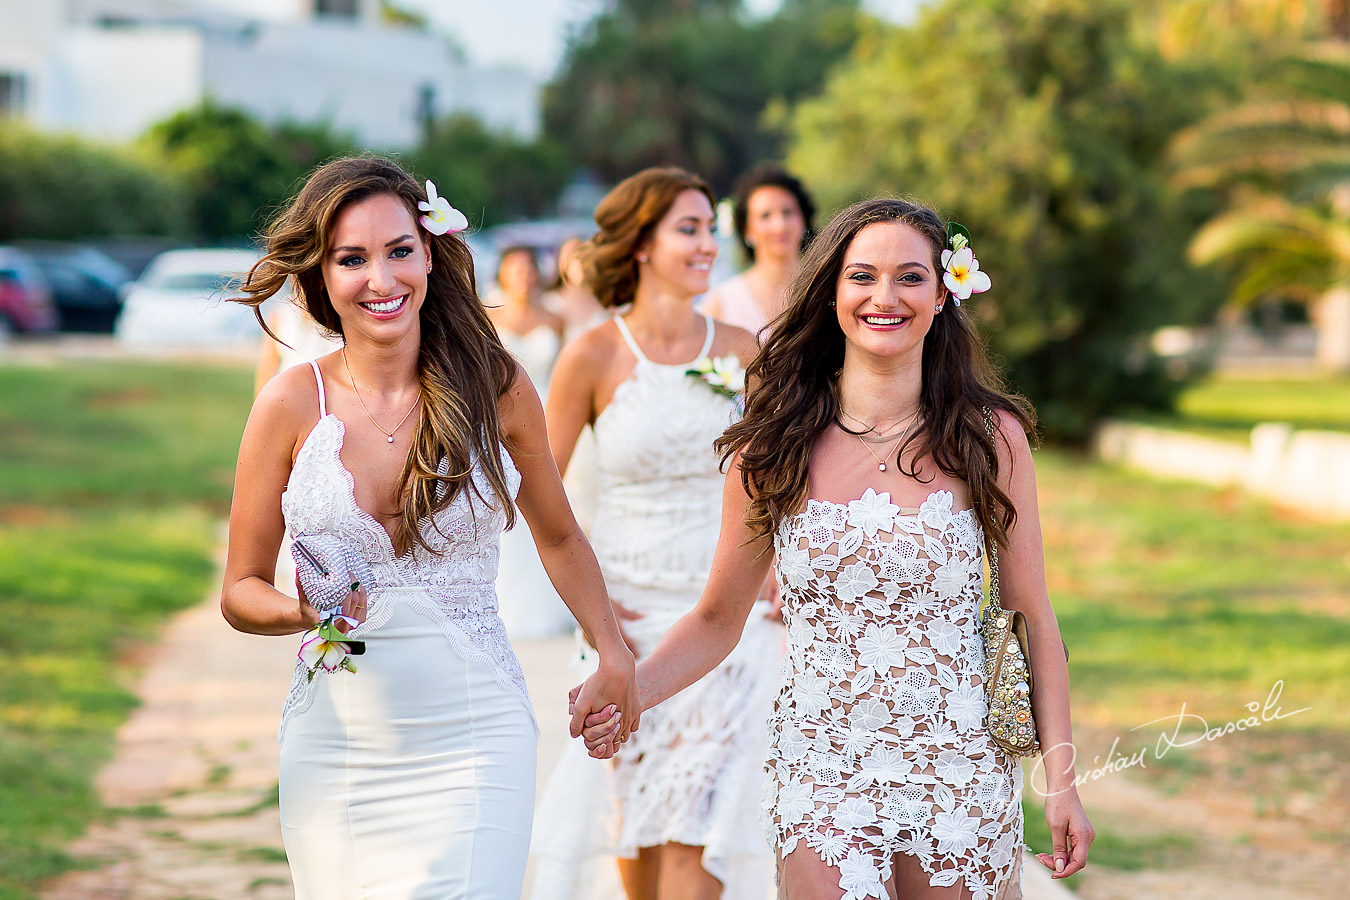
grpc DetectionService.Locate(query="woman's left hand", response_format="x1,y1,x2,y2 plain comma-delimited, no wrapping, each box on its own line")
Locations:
1037,787,1094,878
568,650,639,754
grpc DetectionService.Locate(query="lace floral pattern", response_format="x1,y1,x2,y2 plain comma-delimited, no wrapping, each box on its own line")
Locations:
277,414,532,742
541,315,780,887
767,489,1023,900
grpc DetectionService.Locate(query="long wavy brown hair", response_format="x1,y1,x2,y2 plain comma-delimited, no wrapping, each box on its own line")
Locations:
235,155,518,554
717,197,1036,549
580,166,716,309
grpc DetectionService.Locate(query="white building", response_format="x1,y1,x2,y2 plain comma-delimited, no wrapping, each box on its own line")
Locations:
0,0,540,148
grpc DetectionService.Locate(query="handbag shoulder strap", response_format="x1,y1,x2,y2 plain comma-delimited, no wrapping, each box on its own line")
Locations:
980,406,1002,614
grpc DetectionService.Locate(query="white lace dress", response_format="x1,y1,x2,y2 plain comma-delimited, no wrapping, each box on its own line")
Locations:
529,315,781,899
767,488,1023,900
277,361,537,899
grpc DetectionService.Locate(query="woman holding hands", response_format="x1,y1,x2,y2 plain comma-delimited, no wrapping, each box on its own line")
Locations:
583,198,1092,899
221,156,636,900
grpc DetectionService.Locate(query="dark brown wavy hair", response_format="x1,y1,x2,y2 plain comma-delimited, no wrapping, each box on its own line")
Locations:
235,155,518,554
580,166,716,309
717,197,1036,549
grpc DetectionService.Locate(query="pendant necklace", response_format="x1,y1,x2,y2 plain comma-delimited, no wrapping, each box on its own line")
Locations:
840,409,919,472
342,348,420,443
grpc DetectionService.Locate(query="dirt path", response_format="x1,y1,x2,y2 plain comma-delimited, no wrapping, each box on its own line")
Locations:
42,582,1071,899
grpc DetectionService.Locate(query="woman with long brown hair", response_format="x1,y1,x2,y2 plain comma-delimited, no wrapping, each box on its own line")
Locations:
581,197,1093,898
219,156,637,899
529,167,782,900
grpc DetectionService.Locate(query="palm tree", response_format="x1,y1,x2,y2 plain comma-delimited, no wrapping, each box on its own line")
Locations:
1173,45,1350,370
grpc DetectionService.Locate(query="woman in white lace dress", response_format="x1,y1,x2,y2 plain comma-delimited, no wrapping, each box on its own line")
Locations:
582,198,1094,899
220,156,638,899
531,167,782,900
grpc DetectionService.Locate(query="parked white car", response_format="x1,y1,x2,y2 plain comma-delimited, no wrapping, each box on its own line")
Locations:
116,248,263,346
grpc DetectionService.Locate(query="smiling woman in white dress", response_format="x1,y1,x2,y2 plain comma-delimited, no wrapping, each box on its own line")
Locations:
219,156,638,900
530,166,782,900
581,197,1095,899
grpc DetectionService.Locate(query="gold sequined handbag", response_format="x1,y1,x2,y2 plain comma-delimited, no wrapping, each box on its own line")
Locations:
978,407,1043,758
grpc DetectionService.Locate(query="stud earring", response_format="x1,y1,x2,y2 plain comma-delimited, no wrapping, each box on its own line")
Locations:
636,254,648,263
935,304,943,313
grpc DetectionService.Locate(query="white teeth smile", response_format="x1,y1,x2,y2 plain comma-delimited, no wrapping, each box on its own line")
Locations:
361,296,406,313
863,315,908,325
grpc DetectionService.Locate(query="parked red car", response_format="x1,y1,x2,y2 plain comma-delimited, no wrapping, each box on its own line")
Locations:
0,246,59,336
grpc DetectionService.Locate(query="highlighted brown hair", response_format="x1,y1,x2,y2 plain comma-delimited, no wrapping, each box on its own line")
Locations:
717,197,1036,549
235,155,518,554
580,166,716,309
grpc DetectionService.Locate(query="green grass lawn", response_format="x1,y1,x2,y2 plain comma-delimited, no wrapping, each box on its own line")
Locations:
0,360,253,900
1024,448,1350,882
1140,372,1350,440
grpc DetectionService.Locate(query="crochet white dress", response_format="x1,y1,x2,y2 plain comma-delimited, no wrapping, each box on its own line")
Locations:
529,315,781,899
277,362,537,899
767,488,1024,900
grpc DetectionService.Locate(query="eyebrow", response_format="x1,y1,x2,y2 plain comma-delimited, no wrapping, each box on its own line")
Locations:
331,234,415,254
844,260,932,273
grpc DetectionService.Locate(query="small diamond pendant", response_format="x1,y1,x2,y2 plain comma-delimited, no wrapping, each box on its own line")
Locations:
879,463,887,471
387,435,395,443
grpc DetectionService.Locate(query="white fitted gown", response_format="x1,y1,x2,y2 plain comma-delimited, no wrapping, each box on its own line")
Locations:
277,361,537,899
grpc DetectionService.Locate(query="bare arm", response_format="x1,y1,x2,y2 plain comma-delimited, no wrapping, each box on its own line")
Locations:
221,369,319,635
992,409,1094,876
631,453,774,711
500,365,638,738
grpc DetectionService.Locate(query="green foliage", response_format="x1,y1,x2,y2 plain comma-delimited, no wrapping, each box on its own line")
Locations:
544,0,860,193
1174,47,1350,310
0,360,253,898
0,127,188,241
143,101,357,241
411,115,571,227
787,0,1239,439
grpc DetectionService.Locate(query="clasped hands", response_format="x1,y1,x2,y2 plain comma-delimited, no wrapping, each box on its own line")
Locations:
568,659,641,759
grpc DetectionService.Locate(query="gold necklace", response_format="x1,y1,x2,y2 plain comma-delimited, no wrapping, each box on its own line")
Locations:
342,348,420,444
842,411,919,472
839,409,911,443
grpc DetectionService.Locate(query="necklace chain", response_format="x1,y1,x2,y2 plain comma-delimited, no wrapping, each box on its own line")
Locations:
342,348,420,444
839,408,919,472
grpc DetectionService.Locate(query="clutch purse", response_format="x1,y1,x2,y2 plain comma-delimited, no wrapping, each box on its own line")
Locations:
977,407,1066,758
290,533,375,614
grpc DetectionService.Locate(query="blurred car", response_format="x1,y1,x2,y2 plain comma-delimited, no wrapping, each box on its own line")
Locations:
116,248,263,346
0,246,60,337
14,241,132,333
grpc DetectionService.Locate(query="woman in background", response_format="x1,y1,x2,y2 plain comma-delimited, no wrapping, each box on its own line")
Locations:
700,163,815,341
530,166,780,900
488,245,575,640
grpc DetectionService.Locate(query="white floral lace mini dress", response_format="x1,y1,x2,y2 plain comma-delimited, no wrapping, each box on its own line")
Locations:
766,488,1023,900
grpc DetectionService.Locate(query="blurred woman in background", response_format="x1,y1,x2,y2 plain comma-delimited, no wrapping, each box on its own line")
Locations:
488,245,575,640
700,163,815,341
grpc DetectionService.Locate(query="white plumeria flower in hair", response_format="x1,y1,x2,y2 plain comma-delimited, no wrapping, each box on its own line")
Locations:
940,224,991,306
417,179,468,235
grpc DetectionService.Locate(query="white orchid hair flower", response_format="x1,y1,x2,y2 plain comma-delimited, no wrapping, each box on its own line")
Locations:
940,221,991,306
417,179,469,235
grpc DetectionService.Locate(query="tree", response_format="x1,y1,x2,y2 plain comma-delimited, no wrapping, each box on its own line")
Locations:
543,0,859,194
143,103,355,241
0,127,187,241
411,115,571,228
787,0,1234,439
1173,47,1350,370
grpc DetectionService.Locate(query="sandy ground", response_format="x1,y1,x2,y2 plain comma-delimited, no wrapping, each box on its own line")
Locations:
41,583,1072,900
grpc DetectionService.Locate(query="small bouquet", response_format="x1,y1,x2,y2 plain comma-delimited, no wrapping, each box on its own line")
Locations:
291,535,372,681
299,608,363,682
685,355,746,403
